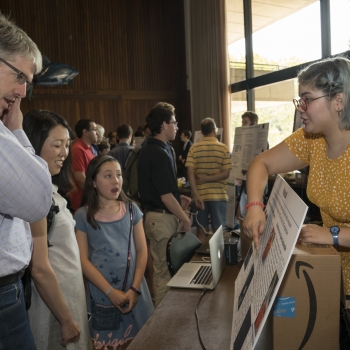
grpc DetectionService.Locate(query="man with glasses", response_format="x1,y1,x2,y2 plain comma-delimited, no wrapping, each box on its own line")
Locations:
0,13,53,349
138,102,191,307
70,119,97,211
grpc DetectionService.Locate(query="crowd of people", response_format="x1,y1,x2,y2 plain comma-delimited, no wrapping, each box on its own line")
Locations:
0,12,157,350
3,6,350,350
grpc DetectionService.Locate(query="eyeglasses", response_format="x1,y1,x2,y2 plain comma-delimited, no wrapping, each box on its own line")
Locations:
293,94,328,112
168,121,178,127
89,128,97,132
0,57,32,91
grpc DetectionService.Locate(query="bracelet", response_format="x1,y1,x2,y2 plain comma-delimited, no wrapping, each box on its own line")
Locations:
245,201,265,212
130,286,141,295
105,286,113,296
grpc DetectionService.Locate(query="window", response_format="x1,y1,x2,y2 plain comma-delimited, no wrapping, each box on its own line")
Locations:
227,0,245,84
251,1,321,77
228,0,350,147
254,79,297,148
230,91,247,149
330,0,350,55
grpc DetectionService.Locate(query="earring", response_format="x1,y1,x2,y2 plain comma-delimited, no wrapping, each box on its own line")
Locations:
336,109,343,118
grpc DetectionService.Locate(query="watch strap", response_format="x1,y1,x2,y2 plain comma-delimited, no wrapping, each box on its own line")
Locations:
330,226,340,246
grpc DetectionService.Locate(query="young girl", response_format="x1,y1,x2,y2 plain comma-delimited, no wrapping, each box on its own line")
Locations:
74,155,154,350
23,110,92,349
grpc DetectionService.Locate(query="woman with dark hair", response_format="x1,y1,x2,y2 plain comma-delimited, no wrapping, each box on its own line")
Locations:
74,156,153,349
23,110,92,350
244,55,350,296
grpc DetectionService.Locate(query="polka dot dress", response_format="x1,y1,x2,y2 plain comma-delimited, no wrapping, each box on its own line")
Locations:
285,127,350,294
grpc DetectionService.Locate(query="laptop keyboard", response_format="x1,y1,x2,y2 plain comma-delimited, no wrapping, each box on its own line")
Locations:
190,265,213,285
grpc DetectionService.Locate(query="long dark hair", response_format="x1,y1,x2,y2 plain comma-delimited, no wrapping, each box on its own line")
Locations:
80,155,131,230
23,110,75,193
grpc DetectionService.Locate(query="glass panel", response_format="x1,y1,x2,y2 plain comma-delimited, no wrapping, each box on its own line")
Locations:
230,91,247,150
251,1,321,77
254,78,297,148
227,0,245,83
331,0,350,55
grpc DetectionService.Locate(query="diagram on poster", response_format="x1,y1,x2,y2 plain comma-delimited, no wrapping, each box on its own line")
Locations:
230,175,308,350
231,123,269,181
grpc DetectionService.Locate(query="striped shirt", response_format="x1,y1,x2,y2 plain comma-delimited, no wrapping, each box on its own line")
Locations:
186,137,231,201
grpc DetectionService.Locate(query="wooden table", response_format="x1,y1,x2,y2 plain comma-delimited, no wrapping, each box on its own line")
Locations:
128,262,241,350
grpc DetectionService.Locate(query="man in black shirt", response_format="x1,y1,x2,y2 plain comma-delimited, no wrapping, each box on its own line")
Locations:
138,102,191,307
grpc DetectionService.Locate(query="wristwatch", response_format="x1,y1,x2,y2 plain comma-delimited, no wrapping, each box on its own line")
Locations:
330,226,340,246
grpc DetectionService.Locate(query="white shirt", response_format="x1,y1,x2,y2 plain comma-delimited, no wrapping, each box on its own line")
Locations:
0,122,52,277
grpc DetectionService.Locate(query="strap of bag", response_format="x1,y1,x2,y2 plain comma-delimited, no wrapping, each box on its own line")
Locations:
47,197,60,247
121,202,133,292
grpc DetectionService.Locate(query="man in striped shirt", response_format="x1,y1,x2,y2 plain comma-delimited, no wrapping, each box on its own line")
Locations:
186,118,232,242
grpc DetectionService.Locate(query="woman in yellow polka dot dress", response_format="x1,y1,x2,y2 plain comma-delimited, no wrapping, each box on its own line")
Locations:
243,56,350,295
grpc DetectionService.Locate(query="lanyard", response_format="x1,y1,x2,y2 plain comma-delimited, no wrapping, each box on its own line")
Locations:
122,202,133,292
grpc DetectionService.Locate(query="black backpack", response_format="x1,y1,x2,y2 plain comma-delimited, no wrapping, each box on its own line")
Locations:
22,198,59,310
123,148,141,202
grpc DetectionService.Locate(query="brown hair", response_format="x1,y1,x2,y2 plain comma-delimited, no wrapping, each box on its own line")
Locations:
80,155,131,229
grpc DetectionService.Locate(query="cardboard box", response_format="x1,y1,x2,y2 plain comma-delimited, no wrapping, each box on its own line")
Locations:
273,244,341,350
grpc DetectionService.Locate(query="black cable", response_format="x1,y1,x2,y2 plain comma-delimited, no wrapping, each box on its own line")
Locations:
234,180,245,217
195,288,208,350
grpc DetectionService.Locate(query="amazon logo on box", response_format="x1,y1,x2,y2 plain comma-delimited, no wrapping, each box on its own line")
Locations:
273,244,341,350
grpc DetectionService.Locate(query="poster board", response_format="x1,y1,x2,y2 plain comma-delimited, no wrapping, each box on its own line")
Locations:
230,175,308,350
193,128,223,143
231,123,269,181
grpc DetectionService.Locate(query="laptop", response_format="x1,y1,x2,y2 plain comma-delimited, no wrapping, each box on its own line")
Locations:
167,225,226,290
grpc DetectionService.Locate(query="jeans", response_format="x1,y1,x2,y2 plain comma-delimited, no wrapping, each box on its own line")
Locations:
0,278,35,350
194,200,227,229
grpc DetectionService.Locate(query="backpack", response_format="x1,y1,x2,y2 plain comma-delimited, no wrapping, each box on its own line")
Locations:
123,148,141,202
122,141,177,203
22,198,60,310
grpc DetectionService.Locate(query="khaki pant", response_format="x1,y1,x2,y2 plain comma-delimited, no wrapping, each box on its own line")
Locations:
144,211,179,307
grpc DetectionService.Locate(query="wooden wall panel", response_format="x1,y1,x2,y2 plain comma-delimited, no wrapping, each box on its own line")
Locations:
0,0,191,152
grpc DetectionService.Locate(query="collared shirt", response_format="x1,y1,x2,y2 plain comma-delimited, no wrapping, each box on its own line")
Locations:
138,138,180,212
0,123,52,277
70,138,95,211
91,143,99,156
108,142,133,169
186,136,231,201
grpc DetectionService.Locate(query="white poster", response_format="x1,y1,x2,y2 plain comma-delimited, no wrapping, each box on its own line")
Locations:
230,175,308,350
193,128,223,143
231,123,269,181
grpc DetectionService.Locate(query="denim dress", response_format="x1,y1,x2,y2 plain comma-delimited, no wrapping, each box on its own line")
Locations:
74,203,154,350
